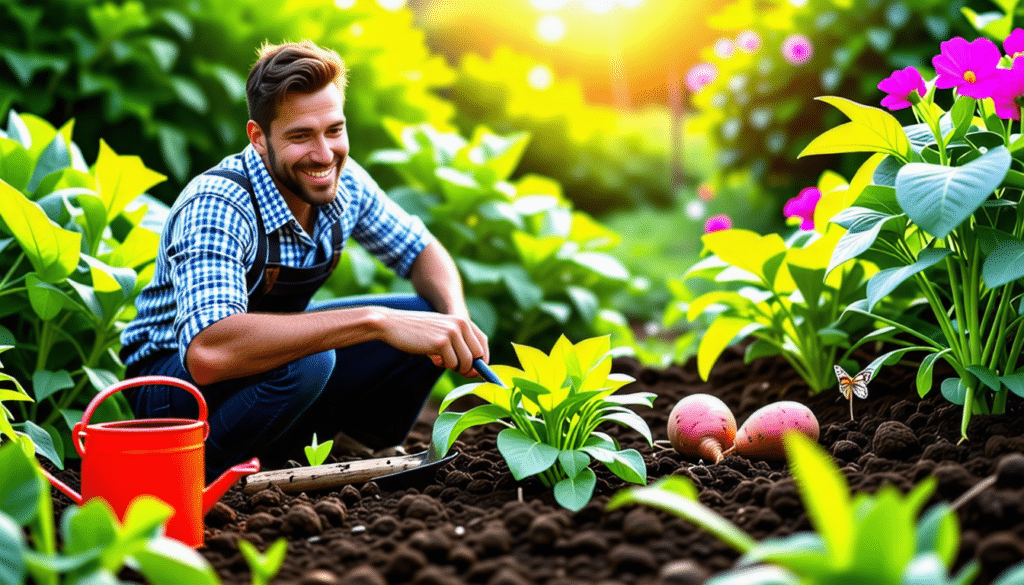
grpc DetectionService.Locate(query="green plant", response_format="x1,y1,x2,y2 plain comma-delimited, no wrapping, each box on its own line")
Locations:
331,122,636,366
303,432,333,467
610,431,1024,585
673,171,876,393
800,27,1024,441
432,334,655,511
0,438,221,585
0,110,167,462
238,538,288,585
0,0,455,203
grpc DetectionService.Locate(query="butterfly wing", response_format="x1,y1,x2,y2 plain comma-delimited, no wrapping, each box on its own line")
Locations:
834,365,852,399
850,368,873,399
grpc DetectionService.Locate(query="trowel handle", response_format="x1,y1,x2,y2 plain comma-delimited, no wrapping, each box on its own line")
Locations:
75,376,209,457
473,358,505,388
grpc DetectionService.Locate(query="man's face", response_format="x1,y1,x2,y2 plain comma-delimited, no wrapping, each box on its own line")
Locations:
251,83,349,208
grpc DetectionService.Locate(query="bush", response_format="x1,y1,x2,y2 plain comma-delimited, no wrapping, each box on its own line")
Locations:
0,110,166,462
0,0,455,204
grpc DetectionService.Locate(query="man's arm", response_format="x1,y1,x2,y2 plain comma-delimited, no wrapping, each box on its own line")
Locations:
185,240,488,386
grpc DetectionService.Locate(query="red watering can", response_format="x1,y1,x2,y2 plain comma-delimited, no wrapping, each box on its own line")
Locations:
42,376,259,548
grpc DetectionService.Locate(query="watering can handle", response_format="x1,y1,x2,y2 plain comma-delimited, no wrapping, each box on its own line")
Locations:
73,375,209,458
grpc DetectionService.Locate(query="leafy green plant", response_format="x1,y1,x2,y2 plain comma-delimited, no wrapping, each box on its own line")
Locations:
330,122,635,365
0,438,221,585
0,110,167,462
610,431,1024,585
673,170,878,393
432,335,655,511
0,0,455,203
238,538,288,585
303,432,333,467
800,27,1024,441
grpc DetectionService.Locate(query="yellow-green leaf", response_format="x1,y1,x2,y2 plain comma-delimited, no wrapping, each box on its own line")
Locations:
92,140,166,223
799,96,912,160
0,179,81,283
784,431,854,568
697,316,764,381
701,229,786,282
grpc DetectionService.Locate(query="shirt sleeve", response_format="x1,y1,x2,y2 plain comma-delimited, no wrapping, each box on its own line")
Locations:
346,160,434,278
166,193,255,367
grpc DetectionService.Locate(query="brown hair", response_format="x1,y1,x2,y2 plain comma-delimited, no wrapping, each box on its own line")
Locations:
246,40,348,132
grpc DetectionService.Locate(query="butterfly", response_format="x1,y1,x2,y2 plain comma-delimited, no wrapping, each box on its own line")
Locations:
834,365,873,400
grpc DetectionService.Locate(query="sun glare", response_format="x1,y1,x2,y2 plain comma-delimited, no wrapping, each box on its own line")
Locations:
581,0,616,13
334,0,355,8
377,0,406,11
527,64,555,90
537,15,566,43
531,0,569,9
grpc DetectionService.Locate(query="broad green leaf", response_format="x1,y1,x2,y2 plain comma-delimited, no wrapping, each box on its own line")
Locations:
132,536,220,585
0,138,32,192
966,365,1001,393
0,512,25,585
601,411,654,445
1001,371,1024,398
915,503,959,567
0,441,43,524
991,562,1024,585
787,264,826,311
501,265,543,309
558,450,590,477
16,420,62,470
6,111,31,149
827,207,902,275
496,427,559,480
895,146,1011,239
0,179,82,283
608,477,755,553
25,273,66,320
799,96,912,160
572,252,629,281
917,351,949,398
513,343,566,394
120,495,175,546
431,405,511,454
106,225,159,269
62,499,118,557
706,565,800,585
940,377,968,405
982,237,1024,288
946,97,976,146
853,184,902,216
598,448,646,484
27,133,71,194
901,553,953,585
740,533,831,577
92,140,165,223
866,248,951,310
687,290,755,321
698,317,765,381
848,487,917,583
32,369,73,402
701,229,786,282
553,468,596,512
784,432,853,566
566,285,598,323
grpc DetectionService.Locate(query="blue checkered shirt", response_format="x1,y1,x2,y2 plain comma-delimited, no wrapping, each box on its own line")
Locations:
120,145,432,369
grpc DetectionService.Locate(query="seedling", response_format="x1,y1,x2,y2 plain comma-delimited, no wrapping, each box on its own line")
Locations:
238,538,287,585
834,364,872,421
303,433,333,467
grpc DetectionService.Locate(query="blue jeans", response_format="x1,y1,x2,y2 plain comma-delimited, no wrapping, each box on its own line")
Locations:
125,294,443,482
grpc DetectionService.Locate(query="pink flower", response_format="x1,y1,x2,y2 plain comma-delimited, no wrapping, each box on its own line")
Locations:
736,30,761,53
704,214,732,233
932,36,1002,99
784,187,821,230
686,63,718,93
697,183,715,201
1005,28,1024,58
714,38,735,59
877,66,927,111
782,34,813,65
993,56,1024,120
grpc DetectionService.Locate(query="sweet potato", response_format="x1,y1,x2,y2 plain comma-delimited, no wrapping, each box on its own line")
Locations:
667,394,737,464
733,401,819,459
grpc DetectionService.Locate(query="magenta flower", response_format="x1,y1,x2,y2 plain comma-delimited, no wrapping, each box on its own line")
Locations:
932,36,1002,99
784,187,821,230
686,63,718,93
877,66,927,111
1005,28,1024,58
736,30,761,53
704,214,732,233
993,56,1024,120
697,183,715,201
782,34,813,65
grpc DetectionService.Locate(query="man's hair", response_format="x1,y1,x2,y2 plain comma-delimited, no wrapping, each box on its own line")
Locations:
246,40,348,132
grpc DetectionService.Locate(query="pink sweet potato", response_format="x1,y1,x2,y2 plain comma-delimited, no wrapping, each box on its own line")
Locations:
667,394,736,464
733,401,819,459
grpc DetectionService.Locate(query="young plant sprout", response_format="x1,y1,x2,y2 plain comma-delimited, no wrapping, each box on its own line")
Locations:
729,401,819,460
304,433,334,467
667,394,736,464
834,365,872,421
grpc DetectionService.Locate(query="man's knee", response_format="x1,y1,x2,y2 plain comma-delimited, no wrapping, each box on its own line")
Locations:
259,349,335,405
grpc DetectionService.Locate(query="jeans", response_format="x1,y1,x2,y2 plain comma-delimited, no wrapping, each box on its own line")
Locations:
125,294,443,482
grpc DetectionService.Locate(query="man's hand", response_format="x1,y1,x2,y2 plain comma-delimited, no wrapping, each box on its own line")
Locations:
373,308,488,377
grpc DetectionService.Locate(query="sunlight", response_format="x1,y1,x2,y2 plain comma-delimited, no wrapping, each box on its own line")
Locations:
334,0,355,8
537,15,566,43
527,64,555,90
531,0,569,9
581,0,616,13
377,0,406,11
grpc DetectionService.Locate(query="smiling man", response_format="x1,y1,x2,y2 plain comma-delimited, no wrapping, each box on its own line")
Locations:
119,40,488,481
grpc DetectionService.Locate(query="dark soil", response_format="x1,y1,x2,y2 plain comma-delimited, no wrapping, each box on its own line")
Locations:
48,347,1024,585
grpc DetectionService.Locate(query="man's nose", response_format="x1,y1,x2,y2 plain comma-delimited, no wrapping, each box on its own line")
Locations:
310,136,333,164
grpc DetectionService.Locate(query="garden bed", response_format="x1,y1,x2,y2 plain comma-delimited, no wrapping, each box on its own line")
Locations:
49,347,1024,585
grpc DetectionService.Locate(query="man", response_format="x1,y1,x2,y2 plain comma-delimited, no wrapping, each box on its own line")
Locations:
119,40,488,481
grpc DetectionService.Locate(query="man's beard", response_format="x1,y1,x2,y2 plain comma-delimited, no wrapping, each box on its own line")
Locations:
266,143,339,205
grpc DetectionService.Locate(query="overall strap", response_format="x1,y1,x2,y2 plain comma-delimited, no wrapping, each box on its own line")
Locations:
202,168,268,296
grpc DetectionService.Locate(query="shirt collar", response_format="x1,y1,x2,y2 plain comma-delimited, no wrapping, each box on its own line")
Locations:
242,144,345,237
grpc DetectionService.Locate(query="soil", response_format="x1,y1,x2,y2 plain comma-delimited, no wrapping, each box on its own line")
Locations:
46,346,1024,585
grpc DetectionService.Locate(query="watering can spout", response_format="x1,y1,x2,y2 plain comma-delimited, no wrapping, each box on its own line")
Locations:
203,458,260,515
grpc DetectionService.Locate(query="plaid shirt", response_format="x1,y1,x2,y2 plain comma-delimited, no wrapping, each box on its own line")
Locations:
120,145,432,369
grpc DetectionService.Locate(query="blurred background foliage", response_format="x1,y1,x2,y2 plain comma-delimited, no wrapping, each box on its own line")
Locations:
0,0,1016,375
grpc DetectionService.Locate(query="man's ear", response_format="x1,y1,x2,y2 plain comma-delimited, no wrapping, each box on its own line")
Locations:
247,120,267,156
